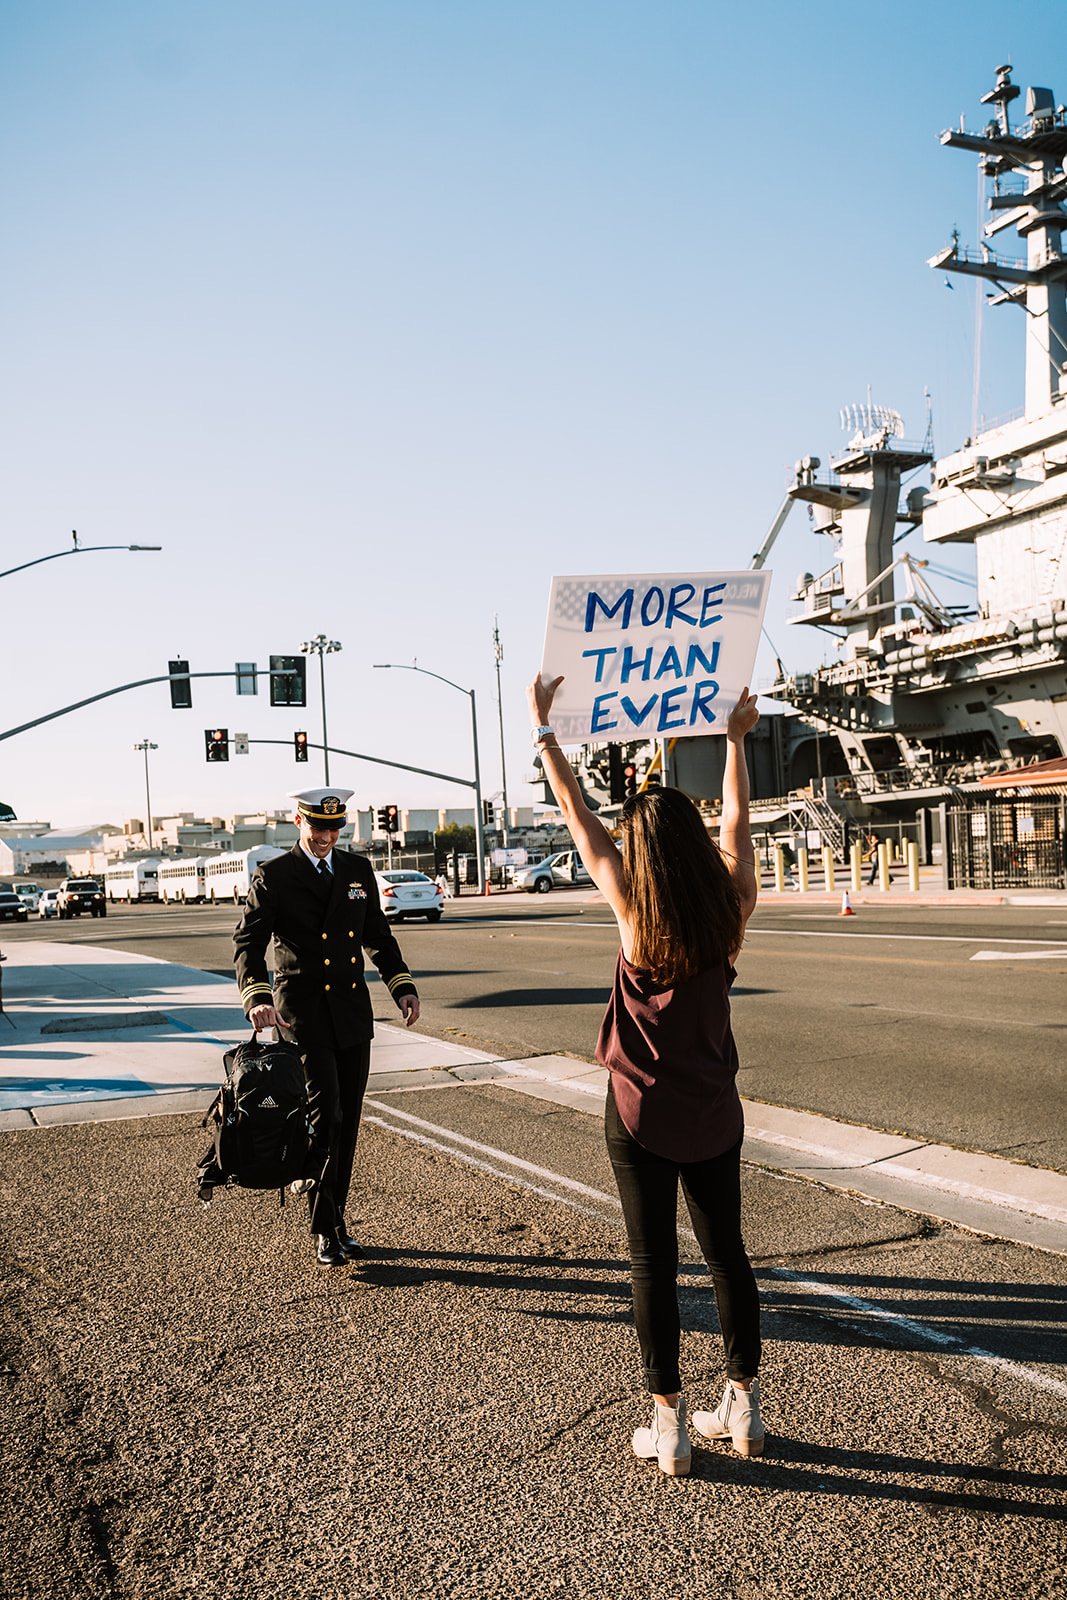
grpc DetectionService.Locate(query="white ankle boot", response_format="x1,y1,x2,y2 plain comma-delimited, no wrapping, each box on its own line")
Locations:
631,1395,692,1477
692,1379,764,1458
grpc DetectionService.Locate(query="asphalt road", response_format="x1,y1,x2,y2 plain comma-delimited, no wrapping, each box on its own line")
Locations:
10,893,1067,1170
3,896,1066,1597
2,1079,1066,1599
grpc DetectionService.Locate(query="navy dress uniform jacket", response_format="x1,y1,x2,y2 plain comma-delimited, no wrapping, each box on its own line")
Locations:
233,844,417,1046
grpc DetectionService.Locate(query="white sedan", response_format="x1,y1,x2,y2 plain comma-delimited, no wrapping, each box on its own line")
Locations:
373,870,444,923
37,889,61,919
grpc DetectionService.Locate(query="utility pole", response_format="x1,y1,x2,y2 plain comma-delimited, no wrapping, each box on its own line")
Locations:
493,618,509,844
132,739,158,850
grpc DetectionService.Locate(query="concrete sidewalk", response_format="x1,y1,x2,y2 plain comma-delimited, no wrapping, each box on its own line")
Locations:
1,939,1064,1254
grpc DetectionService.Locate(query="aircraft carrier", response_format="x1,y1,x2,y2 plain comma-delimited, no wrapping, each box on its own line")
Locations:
765,63,1067,810
571,64,1067,851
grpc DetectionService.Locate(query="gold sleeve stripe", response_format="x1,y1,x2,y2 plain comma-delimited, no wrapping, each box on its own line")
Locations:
241,982,274,1001
386,971,415,994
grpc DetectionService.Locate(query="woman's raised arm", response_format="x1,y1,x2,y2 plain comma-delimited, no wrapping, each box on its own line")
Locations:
526,674,628,921
719,688,759,926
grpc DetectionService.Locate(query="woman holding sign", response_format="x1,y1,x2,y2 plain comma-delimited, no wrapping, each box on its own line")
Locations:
529,674,763,1477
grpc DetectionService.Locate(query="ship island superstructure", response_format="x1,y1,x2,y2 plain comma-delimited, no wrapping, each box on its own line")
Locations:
772,64,1067,802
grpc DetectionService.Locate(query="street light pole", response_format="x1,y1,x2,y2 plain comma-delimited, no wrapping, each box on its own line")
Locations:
373,661,486,893
301,635,342,785
133,739,158,850
493,618,509,845
1,533,162,582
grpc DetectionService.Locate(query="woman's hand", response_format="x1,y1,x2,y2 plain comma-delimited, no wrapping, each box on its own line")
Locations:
726,687,759,744
527,673,564,728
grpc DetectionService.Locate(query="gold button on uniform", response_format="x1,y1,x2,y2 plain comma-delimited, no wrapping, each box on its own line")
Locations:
348,931,354,939
324,984,331,992
350,956,356,964
324,958,330,966
351,982,357,989
322,933,328,941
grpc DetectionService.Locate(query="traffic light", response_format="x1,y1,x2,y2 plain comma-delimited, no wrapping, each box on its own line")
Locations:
204,728,229,762
385,804,400,834
482,799,494,828
376,806,390,832
607,744,625,804
623,762,638,798
168,659,192,709
269,655,307,707
294,731,309,763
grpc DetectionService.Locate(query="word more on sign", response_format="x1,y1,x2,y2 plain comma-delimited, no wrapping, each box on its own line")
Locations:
540,571,771,743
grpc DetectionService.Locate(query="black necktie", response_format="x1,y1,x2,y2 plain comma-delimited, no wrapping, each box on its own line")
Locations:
317,859,331,877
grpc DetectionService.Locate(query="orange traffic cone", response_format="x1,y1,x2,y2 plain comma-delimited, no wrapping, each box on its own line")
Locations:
838,889,855,917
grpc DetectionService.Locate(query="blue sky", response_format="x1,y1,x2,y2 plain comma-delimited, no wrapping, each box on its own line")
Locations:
2,2,1062,827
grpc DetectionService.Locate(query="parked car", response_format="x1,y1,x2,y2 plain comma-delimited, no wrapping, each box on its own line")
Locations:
0,887,29,922
514,850,593,893
514,852,564,893
56,878,107,919
551,850,593,888
13,882,42,912
373,870,444,922
37,889,61,919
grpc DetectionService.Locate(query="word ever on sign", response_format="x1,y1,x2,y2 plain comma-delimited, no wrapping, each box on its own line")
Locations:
540,571,771,743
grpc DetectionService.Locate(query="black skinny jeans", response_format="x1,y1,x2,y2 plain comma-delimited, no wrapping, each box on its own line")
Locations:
605,1083,761,1394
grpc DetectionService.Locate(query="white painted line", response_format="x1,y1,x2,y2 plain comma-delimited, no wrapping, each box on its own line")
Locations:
747,929,1067,947
364,1100,1067,1404
970,949,1067,962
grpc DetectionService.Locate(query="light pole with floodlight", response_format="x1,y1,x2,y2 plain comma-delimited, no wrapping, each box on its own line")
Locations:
301,635,342,784
132,739,158,850
373,661,485,893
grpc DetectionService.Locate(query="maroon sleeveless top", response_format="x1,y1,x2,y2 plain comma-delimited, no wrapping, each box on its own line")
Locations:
595,950,743,1162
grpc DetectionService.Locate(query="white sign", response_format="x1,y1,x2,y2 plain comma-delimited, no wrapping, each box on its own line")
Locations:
540,570,772,742
492,847,528,866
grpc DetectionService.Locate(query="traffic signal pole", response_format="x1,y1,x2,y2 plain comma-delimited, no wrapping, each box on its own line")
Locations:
0,668,286,743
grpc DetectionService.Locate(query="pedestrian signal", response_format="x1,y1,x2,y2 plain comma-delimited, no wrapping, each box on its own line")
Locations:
294,731,309,763
168,659,192,710
205,728,229,763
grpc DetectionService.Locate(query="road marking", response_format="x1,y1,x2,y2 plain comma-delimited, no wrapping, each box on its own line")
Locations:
747,928,1067,948
970,949,1067,961
364,1098,1067,1403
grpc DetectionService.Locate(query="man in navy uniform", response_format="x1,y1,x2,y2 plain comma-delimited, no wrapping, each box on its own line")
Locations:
234,787,420,1266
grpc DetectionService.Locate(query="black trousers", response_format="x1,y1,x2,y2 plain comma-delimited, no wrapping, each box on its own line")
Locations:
301,1031,372,1236
605,1084,761,1394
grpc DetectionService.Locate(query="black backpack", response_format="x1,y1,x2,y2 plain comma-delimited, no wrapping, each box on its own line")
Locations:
197,1031,316,1204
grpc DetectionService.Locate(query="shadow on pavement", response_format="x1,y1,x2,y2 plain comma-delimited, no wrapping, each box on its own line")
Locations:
756,1269,1067,1370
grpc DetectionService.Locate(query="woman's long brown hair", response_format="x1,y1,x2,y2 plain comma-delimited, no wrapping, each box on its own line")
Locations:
620,786,742,984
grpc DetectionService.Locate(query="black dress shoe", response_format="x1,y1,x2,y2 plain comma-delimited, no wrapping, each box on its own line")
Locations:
316,1232,346,1267
335,1226,365,1260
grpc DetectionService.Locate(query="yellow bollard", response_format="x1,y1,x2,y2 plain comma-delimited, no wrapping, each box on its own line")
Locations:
822,845,835,893
773,845,786,894
907,839,920,892
797,845,809,894
878,841,891,892
850,841,863,894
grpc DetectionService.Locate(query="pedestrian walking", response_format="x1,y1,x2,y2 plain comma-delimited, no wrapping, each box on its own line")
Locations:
234,788,420,1267
864,830,880,887
528,676,764,1476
